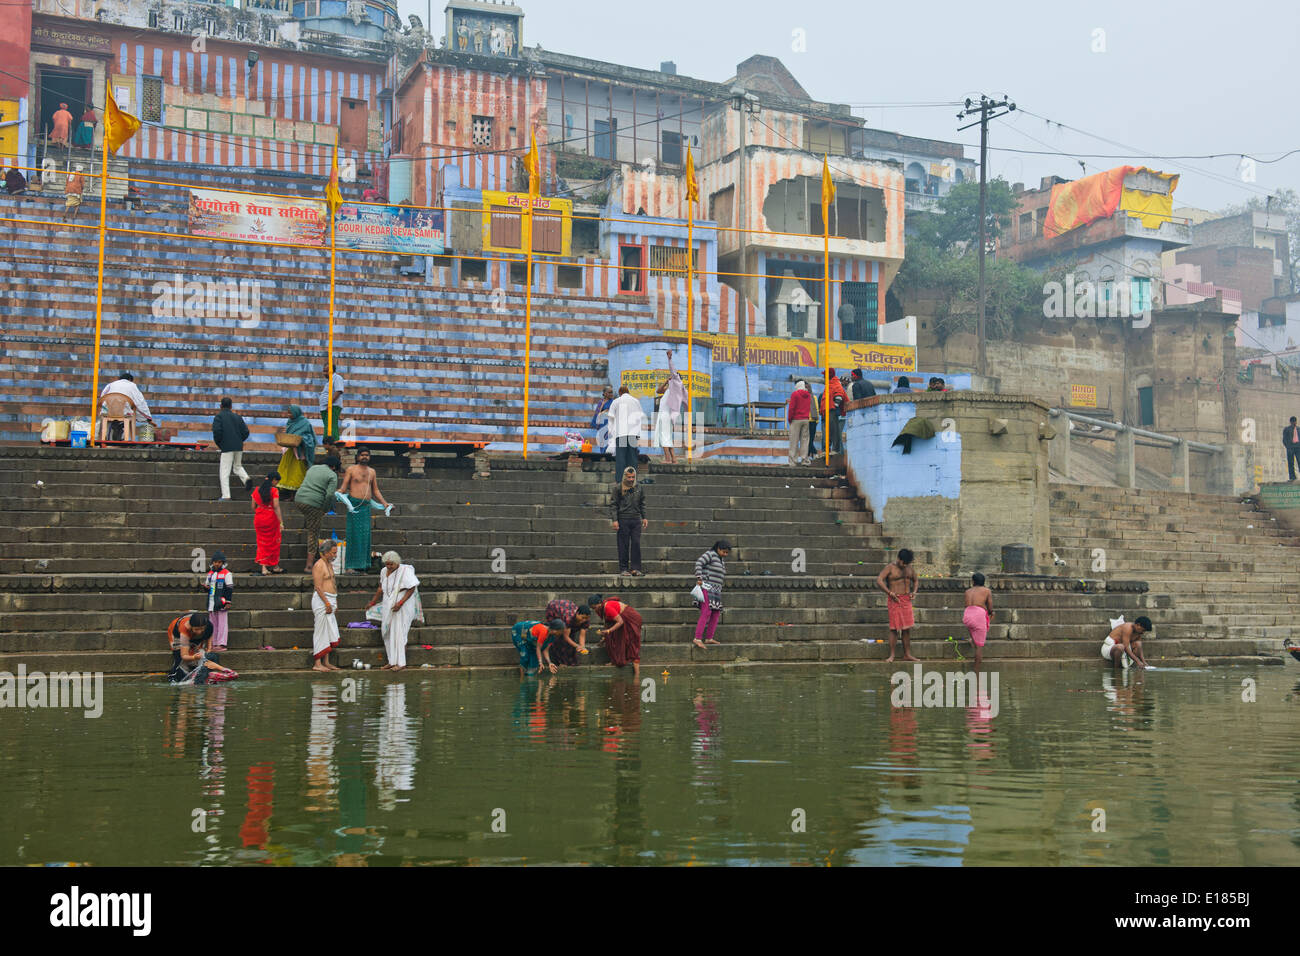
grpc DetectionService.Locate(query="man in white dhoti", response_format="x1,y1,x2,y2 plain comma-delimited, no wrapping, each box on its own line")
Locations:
311,539,342,671
366,551,422,670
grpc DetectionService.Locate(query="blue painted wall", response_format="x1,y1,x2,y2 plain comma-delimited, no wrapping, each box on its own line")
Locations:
842,399,961,515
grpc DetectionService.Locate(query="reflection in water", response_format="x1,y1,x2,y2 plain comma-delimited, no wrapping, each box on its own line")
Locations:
4,667,1299,866
372,683,418,811
239,762,274,852
305,683,337,814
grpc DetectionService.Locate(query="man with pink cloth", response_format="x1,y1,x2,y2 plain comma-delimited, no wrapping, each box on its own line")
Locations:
962,572,994,671
876,549,919,663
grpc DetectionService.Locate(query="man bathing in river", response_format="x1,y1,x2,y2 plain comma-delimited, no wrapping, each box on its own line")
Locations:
1101,616,1151,669
877,549,919,663
962,572,993,672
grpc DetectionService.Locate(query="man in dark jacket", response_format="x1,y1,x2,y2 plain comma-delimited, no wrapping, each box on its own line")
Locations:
610,466,648,575
213,396,251,501
849,368,875,401
1284,416,1300,481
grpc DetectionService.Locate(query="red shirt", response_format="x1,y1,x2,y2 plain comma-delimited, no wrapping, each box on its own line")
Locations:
819,377,847,414
787,389,811,422
530,622,553,652
603,600,626,622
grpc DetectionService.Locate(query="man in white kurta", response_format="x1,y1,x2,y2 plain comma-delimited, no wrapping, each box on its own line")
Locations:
369,558,422,670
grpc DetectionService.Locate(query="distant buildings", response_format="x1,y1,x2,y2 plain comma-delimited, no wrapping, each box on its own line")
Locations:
1000,169,1192,315
1172,209,1293,312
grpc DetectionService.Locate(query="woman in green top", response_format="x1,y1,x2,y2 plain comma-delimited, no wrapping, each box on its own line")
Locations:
278,405,317,491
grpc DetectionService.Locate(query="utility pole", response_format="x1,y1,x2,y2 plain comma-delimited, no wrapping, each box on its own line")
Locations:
730,86,759,426
957,94,1014,380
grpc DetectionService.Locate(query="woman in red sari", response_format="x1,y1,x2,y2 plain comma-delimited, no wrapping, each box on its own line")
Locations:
250,472,285,574
594,595,641,676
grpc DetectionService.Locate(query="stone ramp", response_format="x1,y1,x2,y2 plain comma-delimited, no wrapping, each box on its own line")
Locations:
0,446,1285,672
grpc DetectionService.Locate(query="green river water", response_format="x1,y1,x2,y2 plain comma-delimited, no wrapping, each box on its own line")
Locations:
2,664,1297,866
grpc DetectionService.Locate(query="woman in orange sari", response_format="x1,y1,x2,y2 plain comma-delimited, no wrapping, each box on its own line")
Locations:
251,472,285,574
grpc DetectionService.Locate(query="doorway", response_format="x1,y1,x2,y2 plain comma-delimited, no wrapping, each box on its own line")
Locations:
38,68,92,142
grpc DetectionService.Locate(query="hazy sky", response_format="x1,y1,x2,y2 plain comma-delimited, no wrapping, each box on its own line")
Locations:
399,0,1299,212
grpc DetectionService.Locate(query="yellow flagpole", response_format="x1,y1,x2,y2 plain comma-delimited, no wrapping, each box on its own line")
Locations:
327,141,338,443
686,190,695,461
823,200,831,467
89,153,110,445
523,128,539,460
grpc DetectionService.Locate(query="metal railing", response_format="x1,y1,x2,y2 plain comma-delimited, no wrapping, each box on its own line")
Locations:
1049,408,1223,454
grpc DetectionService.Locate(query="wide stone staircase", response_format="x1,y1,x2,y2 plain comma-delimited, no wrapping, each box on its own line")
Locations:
0,445,1285,675
0,157,660,452
1049,484,1300,653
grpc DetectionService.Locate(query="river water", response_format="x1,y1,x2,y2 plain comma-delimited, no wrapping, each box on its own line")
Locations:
2,664,1297,866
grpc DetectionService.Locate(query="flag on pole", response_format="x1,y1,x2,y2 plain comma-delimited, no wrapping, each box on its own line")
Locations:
104,92,141,155
526,127,541,200
325,136,343,213
820,154,835,226
685,148,699,203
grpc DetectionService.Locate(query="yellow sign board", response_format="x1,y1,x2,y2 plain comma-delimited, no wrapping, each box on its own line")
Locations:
481,189,572,257
1070,384,1098,408
661,330,914,373
620,369,711,399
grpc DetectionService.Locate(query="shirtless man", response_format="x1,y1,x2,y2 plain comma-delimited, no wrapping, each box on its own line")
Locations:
876,548,919,663
1101,616,1151,670
338,447,393,574
311,539,342,671
962,572,994,672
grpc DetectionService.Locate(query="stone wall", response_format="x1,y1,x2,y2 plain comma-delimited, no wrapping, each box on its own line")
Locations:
1238,368,1300,484
842,392,1052,574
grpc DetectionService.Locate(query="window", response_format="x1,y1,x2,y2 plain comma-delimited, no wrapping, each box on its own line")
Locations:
1137,386,1154,427
840,281,879,342
148,11,158,28
593,118,616,159
235,22,247,40
572,215,599,255
340,97,366,149
173,13,184,31
204,18,217,36
557,265,583,289
804,120,846,156
141,76,163,123
1037,207,1048,236
532,211,562,254
619,244,644,293
709,186,734,228
1019,212,1034,242
472,115,494,148
510,261,529,286
1260,311,1286,328
490,205,522,249
649,245,698,278
461,258,487,283
391,115,404,153
1130,277,1153,315
661,131,682,166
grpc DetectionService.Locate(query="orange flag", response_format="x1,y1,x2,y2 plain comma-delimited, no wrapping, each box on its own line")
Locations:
820,155,835,231
104,91,141,155
325,136,342,212
685,148,699,203
526,127,541,200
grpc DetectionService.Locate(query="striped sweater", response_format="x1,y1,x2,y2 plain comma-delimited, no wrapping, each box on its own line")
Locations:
695,549,726,608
